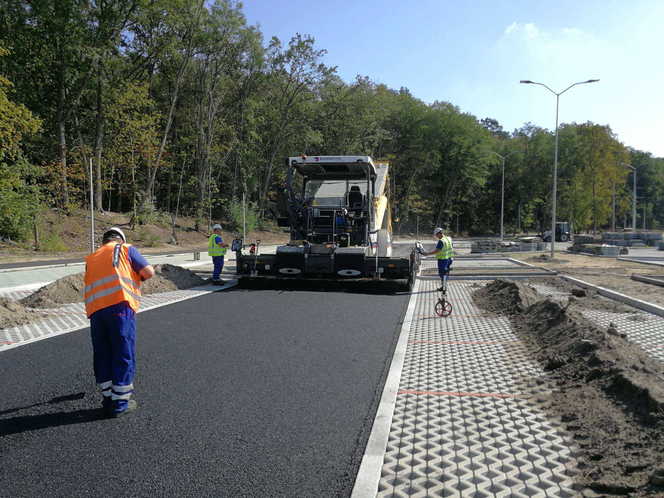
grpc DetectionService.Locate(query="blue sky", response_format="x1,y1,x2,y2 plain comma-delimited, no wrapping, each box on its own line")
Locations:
240,0,664,157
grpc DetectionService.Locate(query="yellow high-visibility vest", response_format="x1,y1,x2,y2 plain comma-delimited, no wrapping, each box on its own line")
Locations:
208,234,227,257
435,236,453,259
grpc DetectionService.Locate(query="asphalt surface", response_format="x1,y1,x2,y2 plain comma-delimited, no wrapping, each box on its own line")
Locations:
0,286,409,497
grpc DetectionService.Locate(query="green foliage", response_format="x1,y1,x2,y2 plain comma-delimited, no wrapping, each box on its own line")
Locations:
0,1,662,240
0,184,39,240
137,228,160,247
0,47,43,241
39,231,67,252
226,200,258,234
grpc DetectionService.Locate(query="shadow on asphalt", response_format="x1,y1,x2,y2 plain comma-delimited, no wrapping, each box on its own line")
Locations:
235,278,413,295
0,407,106,437
0,392,109,437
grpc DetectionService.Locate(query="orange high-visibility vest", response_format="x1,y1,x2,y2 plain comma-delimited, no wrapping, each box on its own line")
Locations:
84,243,142,318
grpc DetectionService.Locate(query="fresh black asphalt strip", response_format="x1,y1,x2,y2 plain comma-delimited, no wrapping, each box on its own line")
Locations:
0,286,409,497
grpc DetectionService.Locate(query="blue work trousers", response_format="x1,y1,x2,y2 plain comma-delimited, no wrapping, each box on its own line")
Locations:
90,302,136,413
213,256,224,280
437,258,452,282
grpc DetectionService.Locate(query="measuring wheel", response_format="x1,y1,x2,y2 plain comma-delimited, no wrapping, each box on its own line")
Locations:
435,298,453,317
435,269,452,317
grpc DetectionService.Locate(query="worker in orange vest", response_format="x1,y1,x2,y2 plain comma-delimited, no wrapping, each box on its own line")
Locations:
84,227,154,417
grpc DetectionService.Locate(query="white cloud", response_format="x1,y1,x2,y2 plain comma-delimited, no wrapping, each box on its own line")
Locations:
563,27,584,36
504,22,540,38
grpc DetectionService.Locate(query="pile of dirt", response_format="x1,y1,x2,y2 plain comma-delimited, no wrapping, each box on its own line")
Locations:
20,264,206,309
19,273,87,309
0,297,36,330
473,279,664,496
473,278,546,313
140,264,206,294
530,276,643,315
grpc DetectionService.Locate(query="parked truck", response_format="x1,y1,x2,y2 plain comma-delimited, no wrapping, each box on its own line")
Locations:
236,155,419,291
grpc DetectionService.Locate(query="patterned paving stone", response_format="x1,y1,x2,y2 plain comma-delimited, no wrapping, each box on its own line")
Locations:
377,280,578,497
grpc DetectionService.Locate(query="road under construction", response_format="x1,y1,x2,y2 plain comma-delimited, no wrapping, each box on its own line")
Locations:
2,240,664,497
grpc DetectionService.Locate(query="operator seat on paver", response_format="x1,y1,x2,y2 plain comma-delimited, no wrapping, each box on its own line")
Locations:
347,186,364,214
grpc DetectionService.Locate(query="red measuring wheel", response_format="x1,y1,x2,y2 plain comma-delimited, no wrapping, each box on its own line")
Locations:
435,298,453,317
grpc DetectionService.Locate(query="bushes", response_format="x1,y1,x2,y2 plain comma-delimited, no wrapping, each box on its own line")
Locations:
137,228,161,247
226,200,258,234
39,231,67,252
0,189,37,241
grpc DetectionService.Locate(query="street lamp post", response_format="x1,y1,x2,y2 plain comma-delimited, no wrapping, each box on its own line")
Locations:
620,162,641,232
485,150,516,241
520,79,599,258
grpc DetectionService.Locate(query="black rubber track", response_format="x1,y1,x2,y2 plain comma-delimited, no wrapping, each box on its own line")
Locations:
0,287,409,497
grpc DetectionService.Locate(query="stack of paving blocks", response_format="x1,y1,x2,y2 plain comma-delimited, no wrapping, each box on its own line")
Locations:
470,240,524,253
570,234,620,256
601,232,663,247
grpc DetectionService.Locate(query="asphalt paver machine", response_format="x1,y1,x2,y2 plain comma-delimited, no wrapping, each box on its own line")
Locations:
236,155,419,291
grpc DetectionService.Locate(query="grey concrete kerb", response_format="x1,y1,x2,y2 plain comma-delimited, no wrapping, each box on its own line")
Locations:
561,275,664,319
618,258,664,267
631,275,664,288
351,278,421,498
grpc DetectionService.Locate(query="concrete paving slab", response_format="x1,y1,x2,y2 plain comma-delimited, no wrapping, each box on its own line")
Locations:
354,278,579,498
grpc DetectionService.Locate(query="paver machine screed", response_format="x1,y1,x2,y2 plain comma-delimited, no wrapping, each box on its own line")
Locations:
236,155,419,291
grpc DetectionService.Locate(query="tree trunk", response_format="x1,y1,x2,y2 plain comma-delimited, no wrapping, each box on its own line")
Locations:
56,66,69,208
72,110,90,205
434,168,457,227
107,164,115,212
131,0,205,225
231,96,246,200
94,62,105,212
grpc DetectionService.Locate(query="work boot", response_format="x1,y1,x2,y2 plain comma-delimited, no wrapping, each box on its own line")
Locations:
213,280,226,286
110,399,137,418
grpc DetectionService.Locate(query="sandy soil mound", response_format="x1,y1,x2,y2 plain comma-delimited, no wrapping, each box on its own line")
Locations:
473,280,664,496
20,264,206,309
140,264,206,294
473,278,545,313
0,297,36,330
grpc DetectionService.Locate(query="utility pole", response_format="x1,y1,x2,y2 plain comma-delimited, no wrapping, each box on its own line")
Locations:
242,192,246,244
612,184,616,234
520,78,599,257
484,150,516,241
89,158,95,253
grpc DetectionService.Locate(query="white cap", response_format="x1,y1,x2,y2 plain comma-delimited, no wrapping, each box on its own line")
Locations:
434,227,444,236
212,224,222,230
106,227,126,242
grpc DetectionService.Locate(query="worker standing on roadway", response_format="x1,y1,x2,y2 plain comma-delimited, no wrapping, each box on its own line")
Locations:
84,227,154,417
209,224,229,286
424,227,454,291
